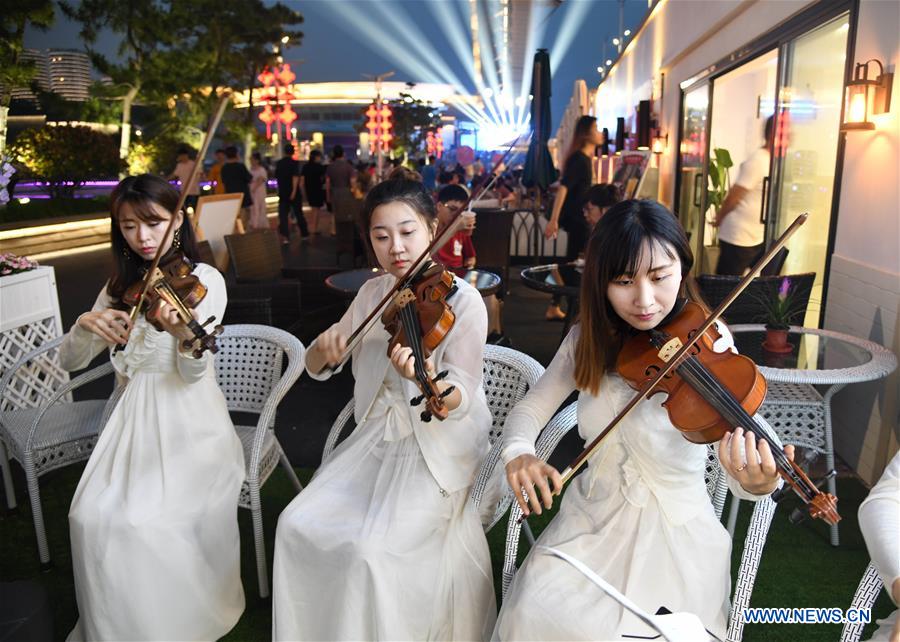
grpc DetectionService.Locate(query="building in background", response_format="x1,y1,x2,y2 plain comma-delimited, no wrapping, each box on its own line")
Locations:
232,81,478,158
6,48,91,104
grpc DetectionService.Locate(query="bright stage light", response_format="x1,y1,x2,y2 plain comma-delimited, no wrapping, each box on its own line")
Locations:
477,123,527,151
483,88,494,98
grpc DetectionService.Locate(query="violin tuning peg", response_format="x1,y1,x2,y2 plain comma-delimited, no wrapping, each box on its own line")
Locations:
200,315,217,329
410,394,425,406
440,385,456,399
420,410,432,422
434,370,449,382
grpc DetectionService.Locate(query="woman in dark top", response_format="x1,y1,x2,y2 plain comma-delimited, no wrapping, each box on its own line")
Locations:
544,115,603,320
301,150,328,235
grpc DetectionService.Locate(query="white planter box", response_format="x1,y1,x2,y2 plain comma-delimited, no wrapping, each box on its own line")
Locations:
0,266,66,409
0,265,62,335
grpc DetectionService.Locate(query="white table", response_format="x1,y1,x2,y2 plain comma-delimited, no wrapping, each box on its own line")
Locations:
730,324,897,546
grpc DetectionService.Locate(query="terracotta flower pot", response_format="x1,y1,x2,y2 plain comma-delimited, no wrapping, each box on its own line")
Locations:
762,326,793,353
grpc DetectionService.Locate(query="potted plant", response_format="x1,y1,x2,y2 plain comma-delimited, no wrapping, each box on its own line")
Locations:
706,148,734,221
755,276,804,353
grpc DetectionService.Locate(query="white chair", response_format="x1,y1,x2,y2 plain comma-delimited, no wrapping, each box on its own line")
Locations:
840,561,884,642
321,344,545,531
0,336,120,567
499,402,778,642
214,325,305,598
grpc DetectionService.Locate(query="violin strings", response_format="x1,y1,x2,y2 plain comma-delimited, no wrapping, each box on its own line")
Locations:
675,353,815,502
399,299,430,385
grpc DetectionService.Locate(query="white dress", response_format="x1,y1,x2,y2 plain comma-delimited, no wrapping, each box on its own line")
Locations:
60,263,245,641
859,451,899,641
273,273,497,641
495,325,774,641
249,165,270,230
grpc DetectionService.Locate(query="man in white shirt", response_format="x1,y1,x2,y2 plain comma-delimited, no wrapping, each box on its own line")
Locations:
713,116,774,275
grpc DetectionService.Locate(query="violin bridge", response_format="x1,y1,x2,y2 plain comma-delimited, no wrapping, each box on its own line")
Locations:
657,337,683,363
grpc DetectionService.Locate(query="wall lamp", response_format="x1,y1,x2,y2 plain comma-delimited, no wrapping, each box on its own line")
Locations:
841,59,893,131
651,132,667,154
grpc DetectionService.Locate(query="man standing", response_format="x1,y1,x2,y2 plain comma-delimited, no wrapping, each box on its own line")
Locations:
325,144,354,236
220,146,253,229
275,144,309,244
167,146,200,211
714,116,774,275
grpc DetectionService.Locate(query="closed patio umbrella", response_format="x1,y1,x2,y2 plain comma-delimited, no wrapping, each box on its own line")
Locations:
522,49,558,258
523,48,557,192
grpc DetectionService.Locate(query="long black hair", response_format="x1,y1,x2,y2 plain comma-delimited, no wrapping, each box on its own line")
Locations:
575,199,694,394
107,174,200,301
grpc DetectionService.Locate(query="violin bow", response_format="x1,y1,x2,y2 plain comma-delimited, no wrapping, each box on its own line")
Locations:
557,213,808,486
124,92,233,328
330,132,530,368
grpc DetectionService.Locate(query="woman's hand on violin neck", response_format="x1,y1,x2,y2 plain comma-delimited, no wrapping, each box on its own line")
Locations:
389,343,435,382
149,300,197,343
77,309,133,346
719,427,795,496
505,454,563,517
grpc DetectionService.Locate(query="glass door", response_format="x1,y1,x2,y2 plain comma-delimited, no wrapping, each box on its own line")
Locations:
706,49,779,275
768,13,850,326
676,84,710,274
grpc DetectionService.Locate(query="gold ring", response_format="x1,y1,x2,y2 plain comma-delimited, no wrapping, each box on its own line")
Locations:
736,463,747,472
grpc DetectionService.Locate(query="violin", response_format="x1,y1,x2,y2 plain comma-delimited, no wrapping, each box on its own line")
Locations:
382,262,457,422
528,214,841,526
325,133,528,419
616,299,840,525
122,251,223,358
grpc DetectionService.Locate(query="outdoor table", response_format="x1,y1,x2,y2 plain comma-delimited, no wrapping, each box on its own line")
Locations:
324,267,385,298
730,324,897,546
520,262,583,341
461,269,501,298
324,267,502,299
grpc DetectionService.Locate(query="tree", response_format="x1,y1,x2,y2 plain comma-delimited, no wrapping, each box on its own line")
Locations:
10,124,124,198
60,0,177,165
168,0,303,146
0,0,55,156
387,92,442,158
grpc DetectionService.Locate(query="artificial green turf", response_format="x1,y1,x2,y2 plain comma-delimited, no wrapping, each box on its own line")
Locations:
1,465,893,641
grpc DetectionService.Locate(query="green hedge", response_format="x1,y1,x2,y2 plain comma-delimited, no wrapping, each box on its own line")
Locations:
0,197,110,226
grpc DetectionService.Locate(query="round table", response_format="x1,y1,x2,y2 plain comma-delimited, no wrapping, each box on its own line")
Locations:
460,269,501,298
730,324,897,545
324,267,385,297
324,267,502,299
520,262,583,340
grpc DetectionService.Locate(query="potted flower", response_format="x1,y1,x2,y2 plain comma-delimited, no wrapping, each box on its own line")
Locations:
0,252,40,276
756,276,803,353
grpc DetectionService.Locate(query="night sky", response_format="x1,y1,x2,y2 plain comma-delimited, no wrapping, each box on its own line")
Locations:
24,0,647,133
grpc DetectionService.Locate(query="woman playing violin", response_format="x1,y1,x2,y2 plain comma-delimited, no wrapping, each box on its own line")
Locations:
494,199,794,641
273,178,496,641
60,174,245,640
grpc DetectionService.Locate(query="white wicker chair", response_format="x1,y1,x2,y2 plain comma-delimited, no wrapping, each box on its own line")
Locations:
0,335,120,567
840,561,885,642
321,344,545,531
499,402,777,642
214,325,305,598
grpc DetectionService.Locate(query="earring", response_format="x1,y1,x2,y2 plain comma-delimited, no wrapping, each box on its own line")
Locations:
122,245,131,257
173,228,182,249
